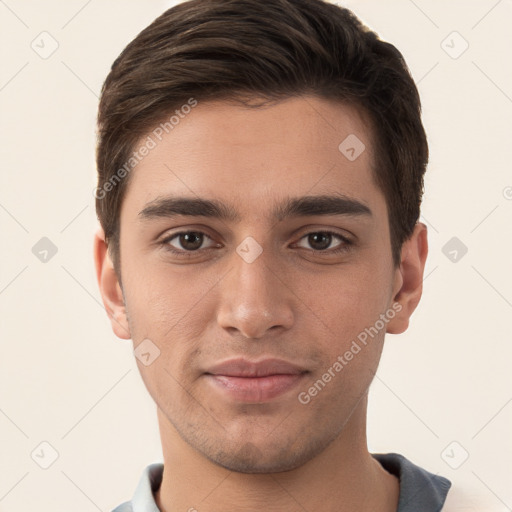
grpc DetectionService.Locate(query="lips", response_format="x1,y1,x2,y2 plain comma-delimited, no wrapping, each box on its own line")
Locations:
204,358,309,403
206,358,308,377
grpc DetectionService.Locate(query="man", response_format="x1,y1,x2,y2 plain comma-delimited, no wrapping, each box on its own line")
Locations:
93,0,452,510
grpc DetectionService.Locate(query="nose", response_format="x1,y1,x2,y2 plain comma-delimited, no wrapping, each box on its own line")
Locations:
216,247,295,340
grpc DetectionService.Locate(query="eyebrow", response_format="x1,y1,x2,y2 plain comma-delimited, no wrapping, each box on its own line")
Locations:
138,194,372,222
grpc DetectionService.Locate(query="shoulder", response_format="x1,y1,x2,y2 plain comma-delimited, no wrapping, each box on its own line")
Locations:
111,501,133,512
373,452,451,512
110,462,164,512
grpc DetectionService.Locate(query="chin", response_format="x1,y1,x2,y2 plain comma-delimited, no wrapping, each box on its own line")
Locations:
202,438,325,474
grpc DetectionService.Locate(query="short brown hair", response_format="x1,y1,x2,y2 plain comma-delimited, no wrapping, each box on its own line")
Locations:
95,0,427,272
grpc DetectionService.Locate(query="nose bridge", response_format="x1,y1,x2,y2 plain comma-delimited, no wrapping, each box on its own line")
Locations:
216,242,294,339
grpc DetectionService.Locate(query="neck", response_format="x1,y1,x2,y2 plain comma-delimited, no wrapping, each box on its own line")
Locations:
154,396,399,512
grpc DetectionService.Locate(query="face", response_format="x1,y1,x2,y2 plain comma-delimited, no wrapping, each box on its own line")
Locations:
100,95,416,473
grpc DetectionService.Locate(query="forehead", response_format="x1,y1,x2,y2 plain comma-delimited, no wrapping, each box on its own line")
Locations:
121,95,385,221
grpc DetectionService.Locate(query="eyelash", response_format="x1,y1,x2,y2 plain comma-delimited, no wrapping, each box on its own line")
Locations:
159,230,353,257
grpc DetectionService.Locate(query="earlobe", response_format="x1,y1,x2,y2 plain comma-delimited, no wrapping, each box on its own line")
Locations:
386,223,428,335
93,227,131,340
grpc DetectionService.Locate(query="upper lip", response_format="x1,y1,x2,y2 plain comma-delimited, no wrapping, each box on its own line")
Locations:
205,358,308,377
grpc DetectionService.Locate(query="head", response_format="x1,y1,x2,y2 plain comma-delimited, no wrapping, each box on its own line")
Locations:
94,0,428,473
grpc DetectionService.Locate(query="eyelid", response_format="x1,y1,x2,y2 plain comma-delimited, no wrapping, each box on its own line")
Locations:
292,223,353,241
160,228,353,256
293,229,352,250
160,230,218,250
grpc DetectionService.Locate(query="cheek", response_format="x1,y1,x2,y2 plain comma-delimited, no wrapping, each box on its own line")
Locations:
306,265,392,345
123,253,216,335
122,263,213,383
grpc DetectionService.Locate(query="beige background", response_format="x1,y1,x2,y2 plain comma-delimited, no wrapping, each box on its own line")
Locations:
1,0,511,510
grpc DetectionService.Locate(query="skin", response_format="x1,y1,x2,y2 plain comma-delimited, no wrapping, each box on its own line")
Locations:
94,95,428,512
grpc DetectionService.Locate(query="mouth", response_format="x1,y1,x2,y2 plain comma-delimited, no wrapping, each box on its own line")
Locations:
204,358,309,403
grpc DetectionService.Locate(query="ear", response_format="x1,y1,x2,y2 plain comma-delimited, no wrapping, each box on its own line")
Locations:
93,226,131,340
386,222,428,335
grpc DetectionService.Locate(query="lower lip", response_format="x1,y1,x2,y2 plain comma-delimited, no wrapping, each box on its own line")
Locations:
206,373,306,403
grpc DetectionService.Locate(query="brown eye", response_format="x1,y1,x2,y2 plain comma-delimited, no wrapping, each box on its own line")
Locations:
178,232,203,250
307,232,333,251
164,231,215,252
296,231,348,252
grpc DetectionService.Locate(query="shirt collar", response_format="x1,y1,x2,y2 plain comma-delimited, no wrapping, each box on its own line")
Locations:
372,452,452,511
119,453,451,512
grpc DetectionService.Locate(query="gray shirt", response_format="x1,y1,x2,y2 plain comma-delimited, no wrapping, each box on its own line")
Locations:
112,452,452,512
